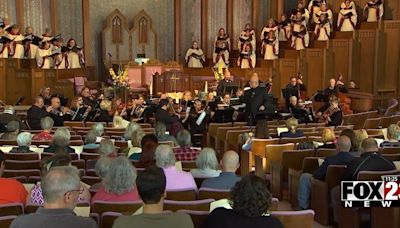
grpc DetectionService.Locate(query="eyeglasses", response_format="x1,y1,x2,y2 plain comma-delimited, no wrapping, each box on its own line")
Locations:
65,187,84,195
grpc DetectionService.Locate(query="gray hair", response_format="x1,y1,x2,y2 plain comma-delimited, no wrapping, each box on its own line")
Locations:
91,123,104,137
85,131,97,144
95,157,112,179
98,138,115,156
155,144,176,168
176,130,191,147
104,156,137,195
196,147,219,170
155,122,167,138
41,166,80,204
40,117,54,130
17,132,32,147
124,122,143,140
52,128,71,147
6,120,20,132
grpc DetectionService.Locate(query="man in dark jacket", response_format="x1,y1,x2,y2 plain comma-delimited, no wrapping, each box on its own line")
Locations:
27,96,51,130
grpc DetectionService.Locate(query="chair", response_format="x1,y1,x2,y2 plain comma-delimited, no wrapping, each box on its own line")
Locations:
177,210,209,228
257,143,295,178
114,141,128,150
86,122,107,127
101,212,122,228
0,215,17,227
384,98,398,117
0,203,24,216
250,138,280,177
315,148,337,157
4,160,41,170
11,176,27,183
138,123,152,128
63,121,85,127
86,169,98,177
40,152,78,160
379,116,392,128
194,178,206,189
81,176,101,186
91,200,142,217
71,159,86,170
367,110,378,118
3,169,41,179
158,141,175,147
164,199,213,212
342,114,353,125
70,135,82,141
279,137,307,145
80,152,100,160
348,112,369,130
31,141,51,146
104,127,125,132
25,204,41,214
4,153,39,161
181,161,197,170
335,125,354,131
70,140,84,146
380,147,400,155
215,126,241,154
207,123,231,147
0,140,18,146
224,129,250,152
166,188,197,201
271,210,315,228
382,153,400,161
198,187,230,200
363,118,381,129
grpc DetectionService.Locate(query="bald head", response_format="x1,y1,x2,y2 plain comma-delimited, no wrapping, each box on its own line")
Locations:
249,73,259,89
224,70,232,80
361,138,379,153
337,136,351,152
221,150,239,172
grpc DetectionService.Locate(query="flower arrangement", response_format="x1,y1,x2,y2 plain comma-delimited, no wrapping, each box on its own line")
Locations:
109,67,130,88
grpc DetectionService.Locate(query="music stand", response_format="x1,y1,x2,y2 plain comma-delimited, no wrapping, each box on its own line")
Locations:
223,85,239,97
213,109,234,123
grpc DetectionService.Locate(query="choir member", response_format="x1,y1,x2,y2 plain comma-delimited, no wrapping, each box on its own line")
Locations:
278,14,291,41
238,24,255,52
291,2,310,25
0,27,10,58
216,70,234,96
41,28,54,43
185,41,205,68
237,43,256,69
261,19,279,43
23,26,41,59
6,25,25,59
35,41,54,69
27,96,52,130
262,31,279,60
284,76,307,106
66,38,84,68
364,0,384,22
53,38,68,69
316,3,333,26
314,14,331,41
180,90,194,111
291,12,309,50
308,0,325,24
213,28,230,68
0,17,11,32
316,96,343,126
338,0,358,32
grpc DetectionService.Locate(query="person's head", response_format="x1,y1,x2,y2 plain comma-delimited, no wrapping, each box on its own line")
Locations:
95,156,112,180
176,130,192,147
124,122,143,140
207,92,215,101
6,120,20,133
43,28,52,36
40,87,50,97
223,93,231,105
41,166,81,209
100,99,112,111
133,94,145,106
349,80,356,88
245,23,251,30
11,24,20,34
286,117,299,133
230,175,272,217
337,135,351,152
52,128,71,147
0,151,4,176
141,134,158,148
192,41,199,49
281,14,287,21
196,148,219,171
340,129,356,151
218,28,226,36
40,117,54,131
387,124,400,141
155,122,167,138
80,87,90,98
221,150,239,173
244,44,251,52
84,131,97,145
267,30,274,39
136,166,166,205
17,132,32,147
296,11,303,20
67,38,76,48
329,78,336,88
183,91,192,101
34,96,44,108
41,41,50,50
320,2,328,11
290,76,297,86
354,129,369,152
139,135,158,167
255,119,269,139
249,73,259,89
329,96,339,109
267,18,275,27
3,105,14,115
361,138,379,154
98,138,115,157
289,96,298,106
41,153,72,176
155,144,176,168
321,128,335,144
193,99,202,111
224,70,232,81
72,96,83,108
50,97,61,109
90,123,104,137
158,99,169,110
104,156,137,195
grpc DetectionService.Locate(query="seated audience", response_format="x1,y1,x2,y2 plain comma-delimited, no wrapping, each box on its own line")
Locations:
204,175,283,228
92,157,112,190
27,153,91,205
155,122,178,146
280,117,304,138
0,106,25,133
0,120,20,140
173,129,200,161
191,147,221,178
32,117,54,141
131,134,158,163
340,129,357,152
98,138,117,158
91,156,139,203
123,122,144,141
297,136,354,209
83,131,99,149
353,129,368,152
201,150,241,190
90,123,105,138
380,124,400,147
317,128,336,149
125,123,145,159
0,151,28,205
11,166,97,228
155,144,197,191
10,132,35,153
113,166,194,228
44,128,75,153
242,119,270,151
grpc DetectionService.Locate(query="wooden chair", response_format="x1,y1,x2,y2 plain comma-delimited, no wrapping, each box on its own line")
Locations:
91,200,142,217
70,140,84,146
71,159,86,170
390,115,400,125
310,165,347,225
250,138,280,177
138,123,152,128
100,212,121,228
177,210,209,228
63,121,85,127
0,215,17,227
297,127,316,133
86,122,107,127
0,203,24,216
263,143,295,175
380,147,400,155
30,141,51,146
215,126,241,154
382,153,400,161
315,148,337,157
166,189,197,201
4,152,39,161
367,110,378,118
207,123,231,147
271,210,315,228
104,127,125,132
3,169,41,179
181,161,197,170
25,204,41,214
335,125,354,131
279,137,307,145
224,129,250,152
379,116,392,128
82,147,99,154
69,135,82,141
4,160,41,170
0,140,18,146
349,112,369,130
114,141,128,150
198,187,230,200
342,114,353,125
194,178,206,189
81,176,101,186
364,118,381,129
158,141,175,147
164,199,213,212
40,152,78,160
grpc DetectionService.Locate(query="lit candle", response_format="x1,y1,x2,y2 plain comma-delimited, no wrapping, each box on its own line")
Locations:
149,81,153,95
204,81,208,93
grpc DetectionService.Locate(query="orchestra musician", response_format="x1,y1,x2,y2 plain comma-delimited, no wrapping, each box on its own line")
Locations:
318,78,349,113
316,96,343,126
47,96,72,126
126,94,147,121
155,99,182,136
288,96,313,124
185,99,209,135
39,87,51,106
180,91,194,111
80,87,96,108
216,70,234,96
70,96,91,121
27,96,53,130
95,98,114,123
284,75,307,106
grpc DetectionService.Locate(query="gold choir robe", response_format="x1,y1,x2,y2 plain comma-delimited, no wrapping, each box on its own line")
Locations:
53,46,67,69
338,2,358,32
185,48,205,68
262,38,279,60
6,32,25,59
364,1,384,22
35,48,54,69
213,35,230,68
314,21,331,41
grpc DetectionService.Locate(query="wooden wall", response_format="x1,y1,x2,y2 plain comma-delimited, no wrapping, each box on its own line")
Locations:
303,48,327,96
328,39,354,82
382,21,400,94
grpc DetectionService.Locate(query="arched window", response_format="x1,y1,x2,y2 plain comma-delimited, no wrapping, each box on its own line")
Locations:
139,17,148,43
112,16,122,43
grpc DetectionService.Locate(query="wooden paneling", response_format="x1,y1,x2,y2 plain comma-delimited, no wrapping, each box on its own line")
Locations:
82,0,93,67
383,21,400,96
277,58,298,97
304,48,326,96
6,69,32,105
329,39,353,82
0,59,6,102
385,0,400,20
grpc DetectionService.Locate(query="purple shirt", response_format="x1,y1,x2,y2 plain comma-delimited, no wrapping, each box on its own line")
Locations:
163,167,197,191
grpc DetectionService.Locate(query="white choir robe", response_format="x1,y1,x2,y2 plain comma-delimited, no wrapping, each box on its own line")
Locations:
238,31,256,52
291,22,309,50
310,6,321,24
314,22,331,41
278,26,291,41
27,44,39,59
0,43,8,58
302,9,311,25
338,2,358,32
262,39,279,60
54,53,67,69
185,48,205,68
365,2,384,22
260,26,279,41
316,10,334,28
67,51,82,69
5,33,25,59
36,48,54,69
237,51,256,69
213,36,230,68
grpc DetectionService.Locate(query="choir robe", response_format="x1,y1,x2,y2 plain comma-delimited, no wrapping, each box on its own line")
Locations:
291,21,309,50
35,48,54,69
237,50,256,68
260,26,279,42
338,2,358,32
314,21,331,41
185,48,205,68
364,1,384,22
6,32,25,59
316,9,334,28
262,38,279,60
213,35,230,68
278,21,291,41
67,49,83,68
238,30,256,52
0,39,9,58
308,0,323,24
291,8,310,25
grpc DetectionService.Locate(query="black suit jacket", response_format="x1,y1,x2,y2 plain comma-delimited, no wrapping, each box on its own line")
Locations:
217,80,234,96
155,108,179,128
239,86,275,123
27,105,49,130
313,152,355,181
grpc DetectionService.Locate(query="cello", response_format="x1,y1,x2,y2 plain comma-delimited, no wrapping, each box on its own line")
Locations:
336,74,353,115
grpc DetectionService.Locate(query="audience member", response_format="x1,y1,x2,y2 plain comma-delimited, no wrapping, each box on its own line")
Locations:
10,132,35,153
242,119,270,151
201,150,241,190
90,123,105,138
155,144,197,191
0,120,20,140
44,128,75,153
173,129,200,161
123,122,144,141
92,156,112,190
98,138,117,158
280,117,304,138
125,123,145,159
204,175,283,228
317,128,336,149
0,151,28,205
113,166,194,228
353,129,368,152
83,131,99,149
0,106,25,133
91,156,139,203
11,166,97,228
32,117,54,141
340,129,356,152
155,122,178,146
380,124,400,147
191,148,221,178
133,134,158,165
297,136,354,209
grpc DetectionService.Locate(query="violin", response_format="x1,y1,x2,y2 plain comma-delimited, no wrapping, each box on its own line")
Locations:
318,106,340,123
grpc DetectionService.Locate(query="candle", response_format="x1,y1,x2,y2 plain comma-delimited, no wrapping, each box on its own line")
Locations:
149,81,153,95
204,81,208,93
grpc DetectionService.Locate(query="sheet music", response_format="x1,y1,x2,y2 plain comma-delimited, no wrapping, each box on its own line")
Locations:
196,111,206,125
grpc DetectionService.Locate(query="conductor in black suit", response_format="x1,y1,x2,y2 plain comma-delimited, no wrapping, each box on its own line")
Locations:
239,73,276,125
